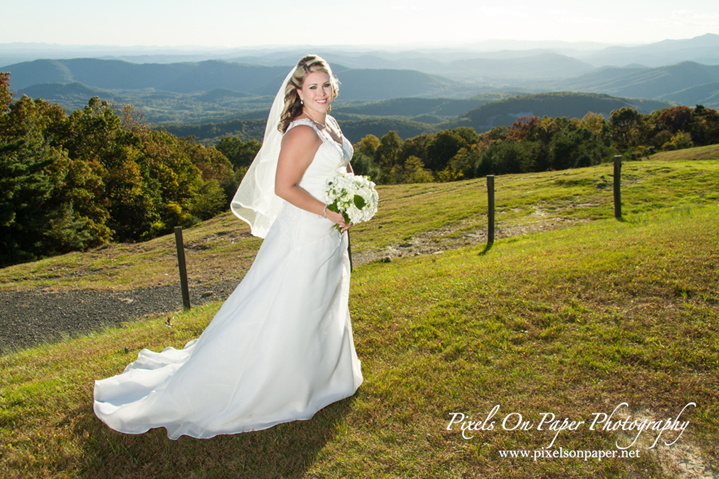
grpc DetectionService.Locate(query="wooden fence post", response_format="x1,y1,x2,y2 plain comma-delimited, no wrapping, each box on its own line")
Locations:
487,175,495,246
174,226,191,310
614,155,622,220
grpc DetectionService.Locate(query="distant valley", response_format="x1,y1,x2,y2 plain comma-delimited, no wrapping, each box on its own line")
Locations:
2,34,719,142
161,92,672,144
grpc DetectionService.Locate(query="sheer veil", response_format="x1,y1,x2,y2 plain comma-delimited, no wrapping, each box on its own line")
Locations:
230,68,295,238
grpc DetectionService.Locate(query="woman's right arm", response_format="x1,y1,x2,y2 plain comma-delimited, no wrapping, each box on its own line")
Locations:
275,126,351,231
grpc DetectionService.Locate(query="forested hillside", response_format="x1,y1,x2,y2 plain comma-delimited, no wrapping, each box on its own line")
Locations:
334,97,490,118
560,62,719,108
349,104,719,187
455,92,672,131
0,73,250,266
161,92,673,144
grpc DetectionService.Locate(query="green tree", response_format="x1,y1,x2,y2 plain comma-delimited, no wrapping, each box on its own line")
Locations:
357,134,380,161
189,180,228,220
0,92,112,264
548,128,603,170
216,136,261,171
350,151,382,181
391,156,434,184
689,105,719,146
426,130,469,171
662,131,694,151
437,165,464,182
0,72,12,112
0,136,101,264
475,139,538,177
448,147,481,179
376,131,402,169
609,107,643,151
579,112,607,137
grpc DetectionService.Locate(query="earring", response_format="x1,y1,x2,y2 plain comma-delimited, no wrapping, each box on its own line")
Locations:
300,99,304,105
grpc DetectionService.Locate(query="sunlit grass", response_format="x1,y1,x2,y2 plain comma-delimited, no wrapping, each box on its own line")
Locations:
1,202,717,478
2,146,718,293
1,145,718,477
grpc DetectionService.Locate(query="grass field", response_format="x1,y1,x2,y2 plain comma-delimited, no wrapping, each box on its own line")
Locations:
2,145,718,293
1,146,718,478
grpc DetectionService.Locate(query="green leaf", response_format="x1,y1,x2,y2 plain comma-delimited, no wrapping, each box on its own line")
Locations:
353,194,366,209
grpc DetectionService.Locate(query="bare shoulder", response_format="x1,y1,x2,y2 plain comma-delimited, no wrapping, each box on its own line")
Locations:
282,124,321,150
279,124,321,170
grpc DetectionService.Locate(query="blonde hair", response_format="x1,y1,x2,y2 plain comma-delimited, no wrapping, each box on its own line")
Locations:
278,55,339,133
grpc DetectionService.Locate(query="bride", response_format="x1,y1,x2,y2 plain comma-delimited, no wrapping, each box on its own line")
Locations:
93,55,364,440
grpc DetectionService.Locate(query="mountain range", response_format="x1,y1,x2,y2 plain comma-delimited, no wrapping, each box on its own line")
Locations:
2,34,718,142
6,57,718,111
5,58,459,99
3,34,719,72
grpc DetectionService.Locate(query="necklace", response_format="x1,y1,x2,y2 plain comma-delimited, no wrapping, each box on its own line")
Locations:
302,109,326,128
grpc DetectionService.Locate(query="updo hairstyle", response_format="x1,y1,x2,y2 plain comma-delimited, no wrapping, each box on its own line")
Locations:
278,55,339,133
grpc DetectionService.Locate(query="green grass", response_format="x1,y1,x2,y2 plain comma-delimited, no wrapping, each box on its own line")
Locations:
3,145,718,293
1,146,719,477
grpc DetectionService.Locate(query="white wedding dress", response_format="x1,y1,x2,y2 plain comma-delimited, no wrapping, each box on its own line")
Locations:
93,118,363,440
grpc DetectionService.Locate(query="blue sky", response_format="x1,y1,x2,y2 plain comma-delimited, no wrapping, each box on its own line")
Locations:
3,0,719,48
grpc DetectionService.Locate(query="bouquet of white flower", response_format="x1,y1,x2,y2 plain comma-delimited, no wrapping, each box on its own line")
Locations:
324,171,379,229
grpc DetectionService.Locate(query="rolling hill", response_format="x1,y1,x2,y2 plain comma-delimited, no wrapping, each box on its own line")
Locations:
4,58,288,94
455,92,673,132
559,61,719,108
3,58,461,100
582,33,719,67
331,96,513,118
661,82,719,108
161,91,673,144
444,52,595,79
17,81,121,101
4,33,719,84
329,68,458,100
161,116,439,144
5,56,708,141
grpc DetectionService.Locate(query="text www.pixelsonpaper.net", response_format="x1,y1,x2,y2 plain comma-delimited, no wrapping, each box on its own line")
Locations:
498,447,640,462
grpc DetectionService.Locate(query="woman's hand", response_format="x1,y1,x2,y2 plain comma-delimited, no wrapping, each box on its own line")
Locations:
326,209,352,233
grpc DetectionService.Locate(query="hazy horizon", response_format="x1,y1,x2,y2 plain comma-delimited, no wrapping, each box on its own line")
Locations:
3,0,718,49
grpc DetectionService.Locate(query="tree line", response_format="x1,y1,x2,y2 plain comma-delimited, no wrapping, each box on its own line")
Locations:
349,105,719,185
0,73,259,266
3,69,718,266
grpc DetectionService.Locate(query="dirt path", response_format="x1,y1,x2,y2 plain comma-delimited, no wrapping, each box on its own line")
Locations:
0,280,240,352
